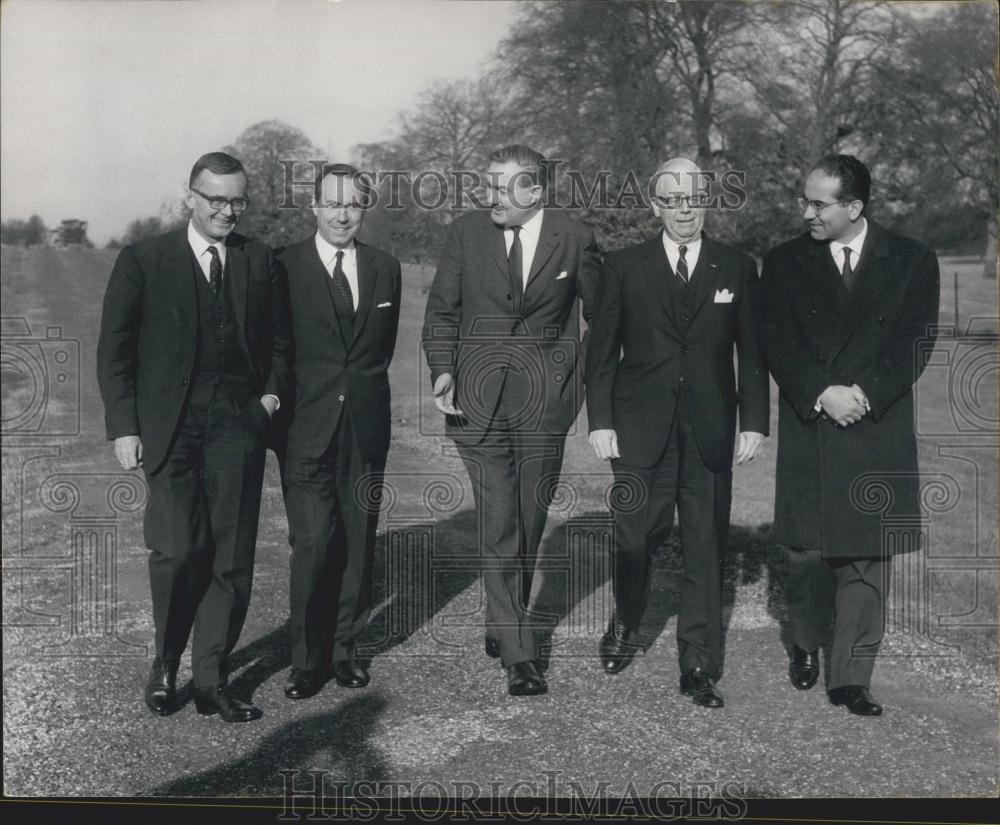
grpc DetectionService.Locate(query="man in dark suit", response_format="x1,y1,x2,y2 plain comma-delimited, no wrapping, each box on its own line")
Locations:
98,152,291,721
275,164,402,700
585,157,769,708
759,154,940,716
422,144,600,696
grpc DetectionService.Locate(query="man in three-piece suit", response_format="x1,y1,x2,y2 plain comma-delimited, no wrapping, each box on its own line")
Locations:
585,157,769,708
422,144,600,696
759,154,939,716
275,164,402,700
98,152,291,722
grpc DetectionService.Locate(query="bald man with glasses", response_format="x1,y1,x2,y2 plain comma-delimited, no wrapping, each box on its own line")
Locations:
98,151,291,722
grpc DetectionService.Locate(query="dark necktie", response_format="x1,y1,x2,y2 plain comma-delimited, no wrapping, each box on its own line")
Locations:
841,247,855,290
207,246,222,296
676,244,689,283
509,226,523,305
332,250,355,315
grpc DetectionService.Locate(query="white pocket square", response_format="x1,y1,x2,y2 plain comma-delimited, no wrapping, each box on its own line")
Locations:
555,271,569,280
714,289,734,303
377,301,392,308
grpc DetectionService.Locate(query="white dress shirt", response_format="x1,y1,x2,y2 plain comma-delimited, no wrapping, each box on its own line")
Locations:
661,233,702,278
315,233,360,308
187,221,227,283
503,208,544,289
829,217,868,274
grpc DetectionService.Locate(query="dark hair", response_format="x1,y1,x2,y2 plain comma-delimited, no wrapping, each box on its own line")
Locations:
189,152,246,187
812,154,871,210
320,163,372,204
489,144,548,192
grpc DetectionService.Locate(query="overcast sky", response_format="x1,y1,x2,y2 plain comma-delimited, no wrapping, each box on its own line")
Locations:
1,0,519,244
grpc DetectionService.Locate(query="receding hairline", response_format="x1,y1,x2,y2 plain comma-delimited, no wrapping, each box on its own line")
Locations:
651,157,707,193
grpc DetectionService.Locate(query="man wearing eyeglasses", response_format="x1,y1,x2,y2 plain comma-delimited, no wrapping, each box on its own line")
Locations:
585,157,769,708
98,151,291,721
759,154,940,716
273,165,401,701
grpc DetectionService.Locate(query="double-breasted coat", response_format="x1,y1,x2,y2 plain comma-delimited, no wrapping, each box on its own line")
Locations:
758,221,940,558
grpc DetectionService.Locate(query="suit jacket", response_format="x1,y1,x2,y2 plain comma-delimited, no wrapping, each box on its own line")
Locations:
586,234,769,471
97,229,292,474
275,237,402,462
422,209,601,442
759,221,940,558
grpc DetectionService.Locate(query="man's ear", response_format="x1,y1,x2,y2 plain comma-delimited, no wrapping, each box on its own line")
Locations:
184,190,196,212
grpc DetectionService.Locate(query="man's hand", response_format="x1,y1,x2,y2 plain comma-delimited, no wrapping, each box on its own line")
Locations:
114,435,143,470
589,429,620,460
432,373,464,416
736,431,764,464
260,395,279,419
819,385,868,427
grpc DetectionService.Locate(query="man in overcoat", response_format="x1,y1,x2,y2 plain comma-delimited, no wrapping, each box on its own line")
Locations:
759,154,940,716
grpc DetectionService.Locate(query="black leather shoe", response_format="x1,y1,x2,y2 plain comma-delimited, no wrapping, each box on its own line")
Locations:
507,660,547,696
332,659,370,688
144,658,177,716
599,618,641,674
193,684,263,722
284,667,325,700
829,685,883,716
680,668,724,708
484,637,501,659
788,646,820,690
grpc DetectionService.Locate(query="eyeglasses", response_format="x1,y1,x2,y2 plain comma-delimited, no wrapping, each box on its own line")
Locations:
654,194,710,209
190,187,250,213
797,197,845,215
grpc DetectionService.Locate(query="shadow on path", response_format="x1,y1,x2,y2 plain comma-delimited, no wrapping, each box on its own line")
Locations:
147,694,390,796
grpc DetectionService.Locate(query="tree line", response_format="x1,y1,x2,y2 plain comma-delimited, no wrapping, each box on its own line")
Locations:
5,2,994,276
358,0,997,273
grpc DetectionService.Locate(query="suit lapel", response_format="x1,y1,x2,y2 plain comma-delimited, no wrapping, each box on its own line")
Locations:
845,222,894,315
350,242,379,349
225,238,251,358
300,241,346,342
834,221,896,350
166,230,198,333
523,211,559,298
641,236,682,336
487,217,509,282
794,238,848,311
685,237,724,323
